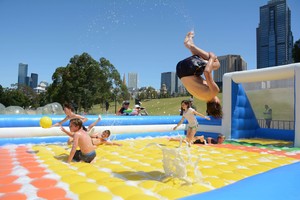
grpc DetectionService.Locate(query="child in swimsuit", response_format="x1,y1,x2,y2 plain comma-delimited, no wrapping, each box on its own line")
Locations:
52,103,88,127
67,114,102,145
173,100,210,146
176,31,222,118
207,135,225,144
90,130,122,146
169,135,207,145
60,118,96,163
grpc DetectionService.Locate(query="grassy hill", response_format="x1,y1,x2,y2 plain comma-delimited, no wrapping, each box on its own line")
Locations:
245,88,294,120
91,87,294,121
91,93,223,116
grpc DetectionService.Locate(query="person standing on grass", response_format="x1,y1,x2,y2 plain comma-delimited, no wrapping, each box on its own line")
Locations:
263,104,272,128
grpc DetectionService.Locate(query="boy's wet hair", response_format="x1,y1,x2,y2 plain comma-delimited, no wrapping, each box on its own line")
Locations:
206,101,223,118
217,134,225,139
104,130,111,137
70,118,82,129
63,103,74,111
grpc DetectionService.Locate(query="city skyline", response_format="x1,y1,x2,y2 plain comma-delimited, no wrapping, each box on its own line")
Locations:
0,0,299,89
257,0,293,68
127,72,138,89
18,63,39,89
17,63,28,86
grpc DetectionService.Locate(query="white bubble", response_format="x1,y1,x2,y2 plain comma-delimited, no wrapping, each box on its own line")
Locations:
0,103,5,114
5,106,26,114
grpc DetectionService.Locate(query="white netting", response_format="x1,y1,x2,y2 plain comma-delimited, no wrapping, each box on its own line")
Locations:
242,77,294,129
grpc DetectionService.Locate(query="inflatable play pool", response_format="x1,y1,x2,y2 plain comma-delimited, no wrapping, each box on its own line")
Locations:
0,115,300,200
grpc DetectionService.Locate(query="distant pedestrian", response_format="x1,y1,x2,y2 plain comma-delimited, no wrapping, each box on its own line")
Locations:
105,101,110,113
263,104,272,128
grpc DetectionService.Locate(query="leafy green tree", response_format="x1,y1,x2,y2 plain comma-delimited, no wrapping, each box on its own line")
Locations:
45,53,127,112
0,85,3,102
0,84,40,108
0,87,31,107
36,92,48,107
293,39,300,63
137,87,158,100
99,57,129,104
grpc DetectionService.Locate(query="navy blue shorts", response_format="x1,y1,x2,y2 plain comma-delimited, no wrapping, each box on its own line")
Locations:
176,55,207,79
73,150,96,163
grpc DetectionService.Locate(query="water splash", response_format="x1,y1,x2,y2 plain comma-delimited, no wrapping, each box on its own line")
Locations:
144,142,204,184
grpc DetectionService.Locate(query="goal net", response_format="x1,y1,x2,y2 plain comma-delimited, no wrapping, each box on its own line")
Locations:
222,63,300,147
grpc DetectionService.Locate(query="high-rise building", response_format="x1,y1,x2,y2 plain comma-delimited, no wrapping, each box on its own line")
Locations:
123,73,126,86
30,73,38,89
160,72,177,95
18,63,28,86
214,55,247,90
256,0,293,69
128,73,138,89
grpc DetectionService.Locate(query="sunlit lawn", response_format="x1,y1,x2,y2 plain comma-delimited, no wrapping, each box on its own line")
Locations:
91,87,293,121
91,93,223,116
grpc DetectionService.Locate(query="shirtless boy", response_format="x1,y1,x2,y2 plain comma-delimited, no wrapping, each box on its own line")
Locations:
60,118,96,163
52,103,88,127
176,31,222,118
90,130,122,146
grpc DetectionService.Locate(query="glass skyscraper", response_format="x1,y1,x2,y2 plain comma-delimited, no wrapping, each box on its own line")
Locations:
18,63,28,86
30,73,38,89
256,0,293,69
161,72,177,95
128,72,138,89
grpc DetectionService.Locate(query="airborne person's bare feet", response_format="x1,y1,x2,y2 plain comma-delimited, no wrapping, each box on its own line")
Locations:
184,31,195,49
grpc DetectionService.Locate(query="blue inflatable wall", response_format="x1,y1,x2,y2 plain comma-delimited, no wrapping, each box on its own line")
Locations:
231,82,294,141
231,83,259,139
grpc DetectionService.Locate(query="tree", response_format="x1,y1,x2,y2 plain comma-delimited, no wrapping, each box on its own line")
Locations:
0,84,41,108
293,39,300,63
0,85,3,101
0,87,31,107
45,53,127,112
99,57,129,104
137,87,158,100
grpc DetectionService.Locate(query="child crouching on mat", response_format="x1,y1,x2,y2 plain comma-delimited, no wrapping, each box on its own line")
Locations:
60,118,96,163
67,114,102,145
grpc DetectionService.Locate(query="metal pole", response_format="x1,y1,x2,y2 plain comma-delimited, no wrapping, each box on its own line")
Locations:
114,95,117,114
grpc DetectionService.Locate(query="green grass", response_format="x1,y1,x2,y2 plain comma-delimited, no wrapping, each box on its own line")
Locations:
91,87,294,121
91,93,223,116
245,88,294,120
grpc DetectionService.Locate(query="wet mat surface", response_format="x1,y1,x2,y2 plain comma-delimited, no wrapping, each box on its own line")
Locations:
229,138,294,147
1,137,300,200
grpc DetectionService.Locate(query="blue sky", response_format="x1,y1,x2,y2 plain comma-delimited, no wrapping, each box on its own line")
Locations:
0,0,299,89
